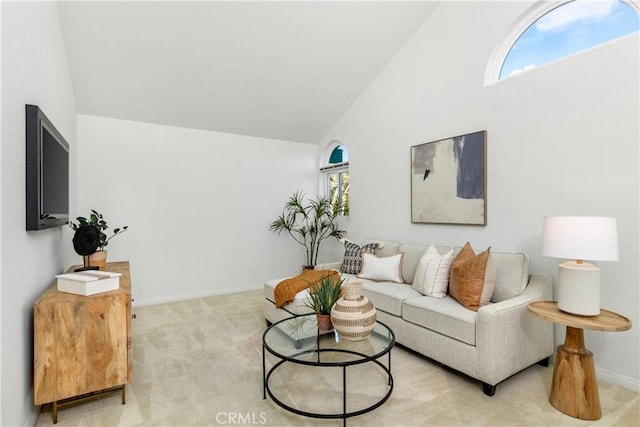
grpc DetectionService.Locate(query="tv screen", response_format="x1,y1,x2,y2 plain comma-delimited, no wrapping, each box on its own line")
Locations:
26,104,70,230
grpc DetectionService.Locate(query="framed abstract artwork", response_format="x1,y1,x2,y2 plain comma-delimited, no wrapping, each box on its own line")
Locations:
411,130,486,225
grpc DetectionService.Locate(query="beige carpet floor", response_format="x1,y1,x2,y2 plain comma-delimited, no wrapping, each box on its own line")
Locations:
36,290,639,426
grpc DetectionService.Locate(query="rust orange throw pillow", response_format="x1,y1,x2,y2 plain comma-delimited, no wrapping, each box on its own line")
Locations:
449,242,496,312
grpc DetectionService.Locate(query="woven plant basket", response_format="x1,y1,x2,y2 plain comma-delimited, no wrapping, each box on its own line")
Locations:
331,282,376,341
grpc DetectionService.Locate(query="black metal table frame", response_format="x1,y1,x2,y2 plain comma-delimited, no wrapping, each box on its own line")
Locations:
262,316,395,426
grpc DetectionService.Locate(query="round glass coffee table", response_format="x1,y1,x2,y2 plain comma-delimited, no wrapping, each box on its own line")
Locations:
262,314,395,426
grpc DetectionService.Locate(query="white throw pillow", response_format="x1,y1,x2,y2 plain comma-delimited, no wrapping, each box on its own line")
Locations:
357,253,404,283
412,245,454,298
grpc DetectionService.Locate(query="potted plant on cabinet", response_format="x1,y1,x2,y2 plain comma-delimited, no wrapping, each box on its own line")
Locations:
69,209,128,269
304,273,345,331
269,191,347,270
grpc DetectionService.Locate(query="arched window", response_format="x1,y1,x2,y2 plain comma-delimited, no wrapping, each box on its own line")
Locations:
487,0,639,84
320,143,349,217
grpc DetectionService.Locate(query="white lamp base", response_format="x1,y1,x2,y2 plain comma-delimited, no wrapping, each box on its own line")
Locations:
557,261,601,316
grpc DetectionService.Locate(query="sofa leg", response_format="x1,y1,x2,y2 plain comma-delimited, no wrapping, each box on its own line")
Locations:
537,357,550,368
482,382,496,396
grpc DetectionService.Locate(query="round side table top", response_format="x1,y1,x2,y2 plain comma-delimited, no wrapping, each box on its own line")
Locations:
528,301,632,332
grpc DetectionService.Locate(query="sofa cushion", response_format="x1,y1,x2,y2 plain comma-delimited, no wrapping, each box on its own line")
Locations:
449,243,496,312
398,244,452,285
402,295,478,346
355,277,422,317
490,252,530,302
340,240,379,274
363,238,401,257
357,253,404,283
412,246,455,298
452,246,531,303
263,278,314,315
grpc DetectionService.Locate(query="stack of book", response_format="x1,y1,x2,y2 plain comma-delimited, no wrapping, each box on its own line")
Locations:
55,270,122,296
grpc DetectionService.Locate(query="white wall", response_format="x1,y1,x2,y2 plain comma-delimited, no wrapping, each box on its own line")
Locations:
1,3,4,421
320,1,639,389
0,2,78,425
76,115,319,306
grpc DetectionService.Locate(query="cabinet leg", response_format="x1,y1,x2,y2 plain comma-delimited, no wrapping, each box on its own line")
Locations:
47,384,127,423
550,326,601,420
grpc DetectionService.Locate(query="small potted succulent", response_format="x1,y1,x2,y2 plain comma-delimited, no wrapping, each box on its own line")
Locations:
304,273,345,330
69,209,128,269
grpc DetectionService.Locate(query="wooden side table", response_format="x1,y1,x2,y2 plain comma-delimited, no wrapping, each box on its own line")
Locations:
528,301,631,420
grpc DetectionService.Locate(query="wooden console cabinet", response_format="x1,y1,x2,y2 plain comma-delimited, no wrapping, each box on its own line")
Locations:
34,261,133,422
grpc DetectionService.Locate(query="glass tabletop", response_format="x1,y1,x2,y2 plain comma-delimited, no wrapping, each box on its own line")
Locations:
263,314,395,366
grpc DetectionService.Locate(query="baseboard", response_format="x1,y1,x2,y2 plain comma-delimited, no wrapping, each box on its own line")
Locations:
24,407,38,427
596,366,640,392
132,284,262,307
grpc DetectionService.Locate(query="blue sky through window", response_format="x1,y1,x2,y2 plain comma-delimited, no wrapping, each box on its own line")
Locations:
500,0,639,79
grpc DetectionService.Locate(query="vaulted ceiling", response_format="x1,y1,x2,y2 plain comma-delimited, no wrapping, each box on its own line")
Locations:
58,1,438,144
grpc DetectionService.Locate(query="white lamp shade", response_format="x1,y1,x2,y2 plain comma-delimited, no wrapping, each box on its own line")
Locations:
541,216,619,262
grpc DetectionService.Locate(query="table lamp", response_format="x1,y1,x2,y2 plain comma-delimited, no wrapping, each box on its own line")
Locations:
541,216,619,316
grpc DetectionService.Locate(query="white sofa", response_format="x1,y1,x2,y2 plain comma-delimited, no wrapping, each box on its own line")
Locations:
263,239,554,396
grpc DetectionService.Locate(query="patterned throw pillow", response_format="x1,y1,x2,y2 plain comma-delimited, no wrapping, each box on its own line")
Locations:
340,240,379,274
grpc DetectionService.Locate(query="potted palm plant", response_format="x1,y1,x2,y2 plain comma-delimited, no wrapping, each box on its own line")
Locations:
304,274,345,330
270,191,347,269
69,209,128,269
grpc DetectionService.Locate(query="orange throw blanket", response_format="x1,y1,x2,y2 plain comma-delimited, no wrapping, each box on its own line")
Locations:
274,269,340,308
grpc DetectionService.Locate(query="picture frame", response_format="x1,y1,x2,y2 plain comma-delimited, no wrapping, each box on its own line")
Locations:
411,130,486,225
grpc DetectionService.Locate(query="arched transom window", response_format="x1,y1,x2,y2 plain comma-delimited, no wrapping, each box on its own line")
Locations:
320,144,349,217
489,0,639,83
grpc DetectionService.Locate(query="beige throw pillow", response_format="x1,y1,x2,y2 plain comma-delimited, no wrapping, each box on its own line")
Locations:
449,242,496,311
412,245,454,298
357,253,404,283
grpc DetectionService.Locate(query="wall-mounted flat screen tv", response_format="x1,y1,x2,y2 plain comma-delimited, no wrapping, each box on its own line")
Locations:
26,104,70,230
